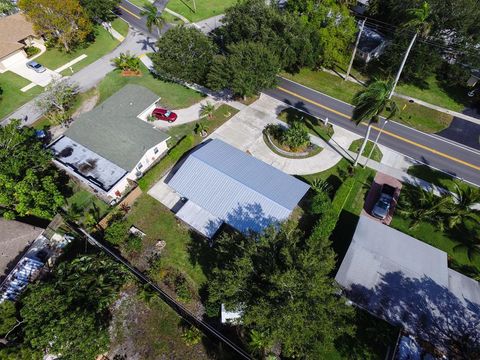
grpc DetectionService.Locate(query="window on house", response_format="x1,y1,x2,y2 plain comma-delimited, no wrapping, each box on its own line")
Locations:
137,163,143,170
154,147,159,154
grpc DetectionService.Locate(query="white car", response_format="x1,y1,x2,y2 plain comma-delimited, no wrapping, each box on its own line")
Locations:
26,60,46,73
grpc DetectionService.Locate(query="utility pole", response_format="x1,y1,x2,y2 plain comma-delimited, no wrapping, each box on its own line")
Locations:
389,32,418,99
345,19,366,81
192,0,196,13
364,119,389,168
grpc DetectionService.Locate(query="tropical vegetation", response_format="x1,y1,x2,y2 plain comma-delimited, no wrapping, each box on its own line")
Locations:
140,3,165,36
206,190,354,358
19,0,92,52
351,80,398,166
0,120,65,220
112,52,141,72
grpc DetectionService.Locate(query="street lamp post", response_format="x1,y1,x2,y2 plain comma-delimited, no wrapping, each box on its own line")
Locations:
364,119,389,168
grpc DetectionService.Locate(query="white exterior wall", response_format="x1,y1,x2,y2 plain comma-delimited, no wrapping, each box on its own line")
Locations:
107,140,169,199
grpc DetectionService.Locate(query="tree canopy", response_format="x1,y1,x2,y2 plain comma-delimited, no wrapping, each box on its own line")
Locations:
207,196,354,358
208,42,279,98
79,0,120,22
15,254,128,360
19,0,92,51
0,120,65,220
368,0,480,84
217,0,356,71
152,26,217,84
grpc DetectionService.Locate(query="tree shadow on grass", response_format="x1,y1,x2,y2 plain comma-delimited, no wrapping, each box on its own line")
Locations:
330,210,359,271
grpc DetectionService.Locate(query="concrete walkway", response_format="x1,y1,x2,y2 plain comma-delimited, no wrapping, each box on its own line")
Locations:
208,94,345,175
193,14,224,34
164,8,191,24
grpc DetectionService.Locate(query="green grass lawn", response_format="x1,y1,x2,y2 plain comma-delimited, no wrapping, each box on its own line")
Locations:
391,214,480,273
396,76,469,113
348,139,383,163
111,17,129,37
125,0,149,8
407,164,476,193
126,194,207,287
281,69,454,133
166,0,238,22
65,182,110,224
167,104,238,143
98,64,204,109
36,26,119,74
163,11,186,25
278,107,334,141
0,71,43,119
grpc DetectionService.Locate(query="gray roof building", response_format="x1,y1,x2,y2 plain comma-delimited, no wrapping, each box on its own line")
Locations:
50,85,170,193
168,139,310,237
0,219,44,279
64,84,169,171
336,216,480,355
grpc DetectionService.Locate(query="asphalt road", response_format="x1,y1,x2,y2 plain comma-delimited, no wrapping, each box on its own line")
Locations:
265,77,480,186
117,0,171,37
112,3,480,187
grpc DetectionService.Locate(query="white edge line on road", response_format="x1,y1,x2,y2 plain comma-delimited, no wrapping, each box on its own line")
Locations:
124,0,143,11
277,76,480,157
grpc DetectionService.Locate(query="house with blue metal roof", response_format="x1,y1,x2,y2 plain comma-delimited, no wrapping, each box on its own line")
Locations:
167,139,310,238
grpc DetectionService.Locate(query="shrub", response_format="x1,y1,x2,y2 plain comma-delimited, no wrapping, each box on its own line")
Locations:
181,326,202,346
104,220,129,245
163,268,193,303
309,192,331,215
24,46,40,58
331,177,356,216
123,234,143,254
281,121,310,150
111,52,140,72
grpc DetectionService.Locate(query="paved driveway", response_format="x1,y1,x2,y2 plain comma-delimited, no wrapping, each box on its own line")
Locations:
207,94,345,175
361,172,402,225
8,60,60,87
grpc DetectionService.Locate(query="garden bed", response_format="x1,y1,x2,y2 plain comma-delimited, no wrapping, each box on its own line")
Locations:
263,122,321,158
278,107,334,141
263,131,322,159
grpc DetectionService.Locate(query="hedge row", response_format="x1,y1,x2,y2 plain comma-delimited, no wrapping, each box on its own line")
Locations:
138,134,195,191
331,177,356,217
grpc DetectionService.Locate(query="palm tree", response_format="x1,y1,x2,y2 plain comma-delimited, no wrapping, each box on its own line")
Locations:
112,52,140,72
200,101,216,119
351,80,398,166
445,184,480,229
140,4,166,37
405,1,432,37
397,186,452,230
389,2,432,98
195,122,209,137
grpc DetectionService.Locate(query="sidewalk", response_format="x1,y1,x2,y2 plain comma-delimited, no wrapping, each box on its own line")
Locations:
324,68,480,125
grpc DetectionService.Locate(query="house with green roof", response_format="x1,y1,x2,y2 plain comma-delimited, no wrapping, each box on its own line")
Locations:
50,85,170,201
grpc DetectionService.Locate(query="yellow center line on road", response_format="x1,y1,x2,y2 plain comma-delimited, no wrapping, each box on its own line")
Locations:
276,86,480,172
119,5,141,19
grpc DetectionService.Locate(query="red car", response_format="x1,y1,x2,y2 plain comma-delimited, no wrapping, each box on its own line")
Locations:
151,108,177,123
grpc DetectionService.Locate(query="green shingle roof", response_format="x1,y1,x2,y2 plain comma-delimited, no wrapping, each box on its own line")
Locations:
65,85,169,171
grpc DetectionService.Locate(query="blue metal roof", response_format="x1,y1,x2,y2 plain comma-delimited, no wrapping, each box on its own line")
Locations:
168,139,310,234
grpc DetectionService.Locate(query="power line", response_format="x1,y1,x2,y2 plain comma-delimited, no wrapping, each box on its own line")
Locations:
68,222,253,360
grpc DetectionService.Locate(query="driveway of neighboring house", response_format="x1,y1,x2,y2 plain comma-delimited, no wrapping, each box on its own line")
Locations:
361,172,402,226
7,59,60,87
